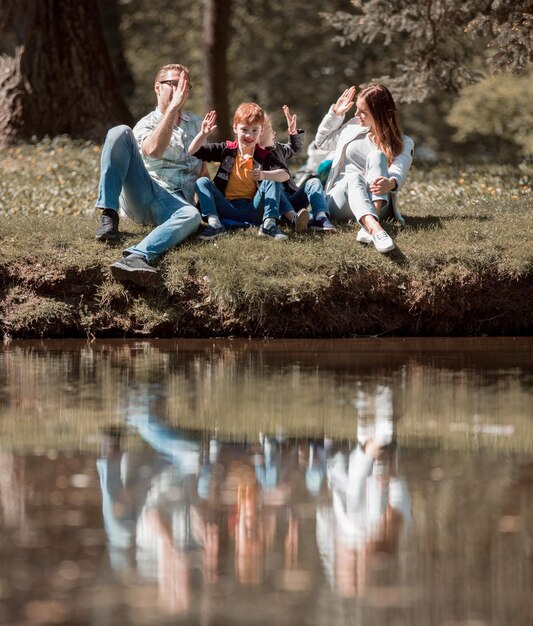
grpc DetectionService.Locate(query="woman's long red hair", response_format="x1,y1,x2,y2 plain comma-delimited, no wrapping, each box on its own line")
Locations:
359,85,403,164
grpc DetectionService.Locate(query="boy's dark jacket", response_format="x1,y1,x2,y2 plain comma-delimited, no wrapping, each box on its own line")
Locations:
193,131,305,196
267,130,305,194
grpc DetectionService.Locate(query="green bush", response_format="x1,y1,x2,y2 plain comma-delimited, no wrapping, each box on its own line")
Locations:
447,69,533,158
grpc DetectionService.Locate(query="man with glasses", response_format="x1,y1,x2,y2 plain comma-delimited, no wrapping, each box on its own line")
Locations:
95,64,203,287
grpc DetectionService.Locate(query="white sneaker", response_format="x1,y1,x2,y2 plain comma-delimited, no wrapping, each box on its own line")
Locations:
356,228,373,244
372,230,395,253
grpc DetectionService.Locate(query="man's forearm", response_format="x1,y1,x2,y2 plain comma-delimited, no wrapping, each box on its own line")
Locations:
142,106,179,158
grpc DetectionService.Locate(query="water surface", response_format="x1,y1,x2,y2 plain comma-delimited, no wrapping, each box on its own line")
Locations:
0,338,531,625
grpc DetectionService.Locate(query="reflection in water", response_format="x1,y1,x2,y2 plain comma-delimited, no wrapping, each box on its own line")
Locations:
318,385,411,598
98,382,321,604
0,339,532,625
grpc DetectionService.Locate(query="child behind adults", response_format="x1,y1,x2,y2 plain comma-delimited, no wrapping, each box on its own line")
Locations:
260,106,336,233
190,103,290,241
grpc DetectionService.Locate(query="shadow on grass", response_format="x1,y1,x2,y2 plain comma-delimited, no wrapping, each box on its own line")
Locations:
385,246,409,266
401,215,443,231
438,214,493,222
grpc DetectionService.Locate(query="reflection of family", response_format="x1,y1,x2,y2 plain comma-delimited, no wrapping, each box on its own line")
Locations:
95,63,414,286
317,385,411,597
97,382,411,609
96,385,316,603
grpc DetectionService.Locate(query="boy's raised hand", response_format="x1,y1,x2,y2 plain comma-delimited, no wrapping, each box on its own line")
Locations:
282,105,297,135
201,110,218,136
332,87,356,116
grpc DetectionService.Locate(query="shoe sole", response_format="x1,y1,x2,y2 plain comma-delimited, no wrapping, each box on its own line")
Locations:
197,231,228,241
295,210,310,233
258,231,288,241
310,226,337,233
95,231,119,241
110,263,160,287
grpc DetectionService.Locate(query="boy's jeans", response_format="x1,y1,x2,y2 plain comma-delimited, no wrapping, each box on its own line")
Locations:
195,176,282,223
96,125,200,261
279,177,329,217
326,149,390,224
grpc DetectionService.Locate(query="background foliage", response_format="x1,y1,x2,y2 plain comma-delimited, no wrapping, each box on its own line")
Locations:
101,0,532,162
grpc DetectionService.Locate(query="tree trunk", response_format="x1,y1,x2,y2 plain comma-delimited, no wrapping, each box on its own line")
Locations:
0,0,132,146
203,0,233,140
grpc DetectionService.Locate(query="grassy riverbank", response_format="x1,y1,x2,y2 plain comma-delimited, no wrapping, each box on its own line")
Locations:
1,139,532,338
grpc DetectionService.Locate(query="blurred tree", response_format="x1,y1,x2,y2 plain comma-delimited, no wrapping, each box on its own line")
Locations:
447,69,533,158
0,0,132,146
229,0,381,148
115,0,379,149
116,0,204,120
97,0,135,101
203,0,233,139
323,0,532,102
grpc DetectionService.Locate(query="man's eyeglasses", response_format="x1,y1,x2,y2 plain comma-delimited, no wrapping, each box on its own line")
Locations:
159,79,192,90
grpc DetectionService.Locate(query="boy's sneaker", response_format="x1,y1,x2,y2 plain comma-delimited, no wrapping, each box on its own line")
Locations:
198,225,228,241
309,215,337,233
95,208,119,241
110,254,160,287
258,222,288,240
293,208,310,233
373,230,395,253
356,228,373,244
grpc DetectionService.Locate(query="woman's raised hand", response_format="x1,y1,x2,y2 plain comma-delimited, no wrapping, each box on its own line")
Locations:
282,104,297,135
332,87,356,116
201,110,217,136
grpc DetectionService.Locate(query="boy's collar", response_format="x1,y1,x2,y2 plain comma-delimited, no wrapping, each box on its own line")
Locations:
225,140,270,159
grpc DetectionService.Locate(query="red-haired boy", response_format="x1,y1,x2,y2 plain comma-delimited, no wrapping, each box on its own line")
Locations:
189,103,290,240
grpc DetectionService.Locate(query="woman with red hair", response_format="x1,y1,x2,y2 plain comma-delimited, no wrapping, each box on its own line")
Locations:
315,85,414,253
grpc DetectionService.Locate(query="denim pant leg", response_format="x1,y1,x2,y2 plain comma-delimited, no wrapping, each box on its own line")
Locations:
279,190,294,216
126,188,201,261
195,176,238,219
327,172,377,224
253,179,282,220
96,125,158,221
302,177,329,217
366,149,389,209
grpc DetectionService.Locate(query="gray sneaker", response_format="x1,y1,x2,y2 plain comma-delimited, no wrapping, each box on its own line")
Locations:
258,222,288,240
110,254,160,287
198,225,228,241
95,208,119,241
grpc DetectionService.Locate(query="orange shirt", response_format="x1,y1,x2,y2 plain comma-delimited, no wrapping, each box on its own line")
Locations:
225,153,257,200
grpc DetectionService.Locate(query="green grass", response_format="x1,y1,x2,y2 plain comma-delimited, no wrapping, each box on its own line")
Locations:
0,139,532,338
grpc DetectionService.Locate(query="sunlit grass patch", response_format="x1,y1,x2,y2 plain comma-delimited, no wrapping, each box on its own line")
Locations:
0,139,531,337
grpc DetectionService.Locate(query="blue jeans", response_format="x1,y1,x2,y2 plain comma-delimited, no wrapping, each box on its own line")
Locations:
95,125,201,261
195,176,282,223
327,149,390,224
279,177,329,217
